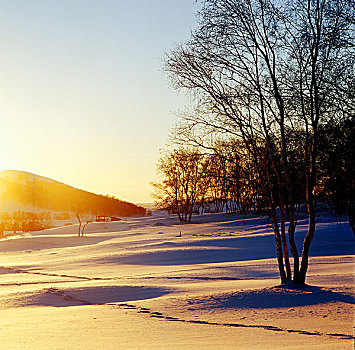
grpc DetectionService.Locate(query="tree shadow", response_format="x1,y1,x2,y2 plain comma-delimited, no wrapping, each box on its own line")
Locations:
190,283,354,309
101,248,268,266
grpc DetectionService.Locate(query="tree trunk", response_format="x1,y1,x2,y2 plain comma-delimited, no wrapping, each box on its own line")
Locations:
297,199,316,284
280,202,292,281
81,222,90,237
347,200,355,235
76,215,82,237
288,204,299,282
297,137,317,284
284,158,299,281
270,205,287,284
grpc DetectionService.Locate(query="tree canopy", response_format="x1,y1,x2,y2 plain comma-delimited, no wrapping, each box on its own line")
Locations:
159,0,354,284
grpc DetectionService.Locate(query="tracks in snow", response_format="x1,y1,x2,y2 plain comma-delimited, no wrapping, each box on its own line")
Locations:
0,265,107,282
110,303,355,340
43,287,355,341
2,265,354,341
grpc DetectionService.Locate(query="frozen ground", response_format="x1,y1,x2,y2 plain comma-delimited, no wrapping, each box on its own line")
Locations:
0,212,353,349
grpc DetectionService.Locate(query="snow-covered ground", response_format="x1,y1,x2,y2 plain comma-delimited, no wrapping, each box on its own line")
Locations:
0,212,353,349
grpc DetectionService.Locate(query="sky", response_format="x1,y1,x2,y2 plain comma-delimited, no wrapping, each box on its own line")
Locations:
0,0,200,203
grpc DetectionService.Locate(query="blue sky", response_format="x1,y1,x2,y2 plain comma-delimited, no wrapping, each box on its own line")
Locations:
0,0,199,202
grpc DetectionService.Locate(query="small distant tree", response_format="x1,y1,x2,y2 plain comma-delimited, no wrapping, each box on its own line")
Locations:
73,210,94,237
74,210,83,237
80,214,94,236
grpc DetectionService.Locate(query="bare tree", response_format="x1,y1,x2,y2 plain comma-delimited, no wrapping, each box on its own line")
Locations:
80,214,94,237
73,210,94,237
281,0,355,283
165,0,354,283
153,148,209,222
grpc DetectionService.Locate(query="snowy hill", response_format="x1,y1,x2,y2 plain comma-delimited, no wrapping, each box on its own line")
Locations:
0,170,145,216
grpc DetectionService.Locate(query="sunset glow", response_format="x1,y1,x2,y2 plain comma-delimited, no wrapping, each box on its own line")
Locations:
0,0,199,203
0,1,353,349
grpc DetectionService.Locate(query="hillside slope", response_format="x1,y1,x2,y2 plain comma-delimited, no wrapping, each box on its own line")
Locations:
0,170,145,217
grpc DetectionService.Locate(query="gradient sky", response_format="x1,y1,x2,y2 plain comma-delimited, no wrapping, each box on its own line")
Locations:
0,0,199,203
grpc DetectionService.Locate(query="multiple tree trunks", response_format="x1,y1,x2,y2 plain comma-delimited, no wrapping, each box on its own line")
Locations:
161,0,354,283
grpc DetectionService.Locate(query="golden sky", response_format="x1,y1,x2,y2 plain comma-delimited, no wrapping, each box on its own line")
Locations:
0,0,199,203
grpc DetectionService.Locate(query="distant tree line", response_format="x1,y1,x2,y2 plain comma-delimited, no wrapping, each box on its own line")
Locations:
154,119,354,222
155,0,354,284
0,210,56,233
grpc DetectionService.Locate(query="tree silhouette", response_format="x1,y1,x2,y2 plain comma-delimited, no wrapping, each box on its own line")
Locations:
164,0,354,283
